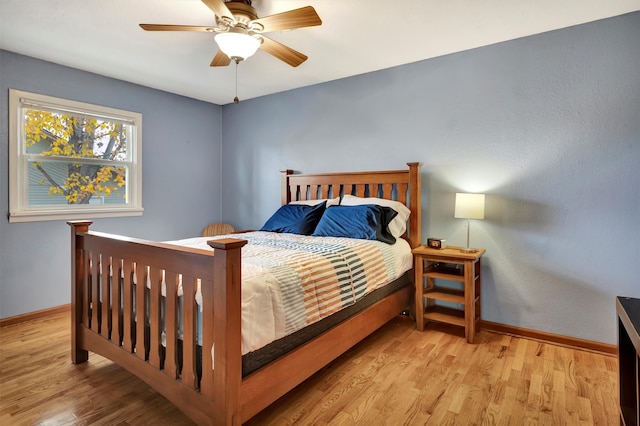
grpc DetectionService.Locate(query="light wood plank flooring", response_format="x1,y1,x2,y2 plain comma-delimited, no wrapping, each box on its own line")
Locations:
0,312,618,425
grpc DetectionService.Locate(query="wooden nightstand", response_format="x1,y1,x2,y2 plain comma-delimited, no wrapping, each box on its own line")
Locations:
413,245,485,343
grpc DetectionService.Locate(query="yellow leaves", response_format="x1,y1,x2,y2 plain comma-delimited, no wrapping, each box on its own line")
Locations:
25,109,129,204
24,108,127,160
96,167,113,182
39,164,127,204
25,109,76,150
48,186,65,197
79,183,94,193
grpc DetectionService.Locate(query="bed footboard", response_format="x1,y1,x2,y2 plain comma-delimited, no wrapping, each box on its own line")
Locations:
69,221,246,425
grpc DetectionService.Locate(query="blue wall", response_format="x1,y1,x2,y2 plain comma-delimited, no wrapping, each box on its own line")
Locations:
0,51,223,318
220,12,640,344
1,12,639,344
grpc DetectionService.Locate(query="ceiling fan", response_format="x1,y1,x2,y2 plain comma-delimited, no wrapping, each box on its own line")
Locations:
140,0,322,67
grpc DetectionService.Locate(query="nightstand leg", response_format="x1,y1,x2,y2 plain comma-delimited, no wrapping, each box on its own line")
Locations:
415,257,425,331
464,259,475,343
476,258,482,333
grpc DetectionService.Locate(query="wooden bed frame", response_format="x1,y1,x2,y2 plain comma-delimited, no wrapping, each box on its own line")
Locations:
68,162,422,425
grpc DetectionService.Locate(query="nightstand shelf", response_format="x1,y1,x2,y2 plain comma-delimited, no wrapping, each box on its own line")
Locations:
413,246,485,343
425,268,464,282
424,306,466,327
424,288,465,305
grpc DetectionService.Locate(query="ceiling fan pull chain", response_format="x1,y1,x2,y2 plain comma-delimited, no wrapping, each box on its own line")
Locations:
234,59,240,104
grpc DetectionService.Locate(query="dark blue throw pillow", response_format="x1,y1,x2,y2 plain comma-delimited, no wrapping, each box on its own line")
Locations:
311,205,398,244
260,201,327,235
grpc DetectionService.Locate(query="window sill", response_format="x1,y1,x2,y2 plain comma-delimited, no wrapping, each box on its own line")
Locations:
8,207,144,223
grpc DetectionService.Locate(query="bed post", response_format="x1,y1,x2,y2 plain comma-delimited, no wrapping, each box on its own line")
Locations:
204,238,247,426
407,162,422,249
68,220,93,364
280,169,294,205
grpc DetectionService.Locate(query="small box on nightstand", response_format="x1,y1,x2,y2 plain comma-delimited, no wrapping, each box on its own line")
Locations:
426,238,446,250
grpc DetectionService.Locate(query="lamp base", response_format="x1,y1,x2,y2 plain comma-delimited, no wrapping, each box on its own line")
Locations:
460,247,479,253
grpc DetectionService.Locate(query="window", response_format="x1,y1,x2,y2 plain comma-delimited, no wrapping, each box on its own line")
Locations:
9,89,143,222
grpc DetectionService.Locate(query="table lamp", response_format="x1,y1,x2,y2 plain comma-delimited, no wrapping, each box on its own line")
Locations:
454,193,485,253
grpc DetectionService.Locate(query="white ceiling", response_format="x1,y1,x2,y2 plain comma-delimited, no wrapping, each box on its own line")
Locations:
1,0,638,105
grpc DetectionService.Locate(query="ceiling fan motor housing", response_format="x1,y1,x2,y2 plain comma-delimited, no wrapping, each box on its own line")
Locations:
219,1,259,29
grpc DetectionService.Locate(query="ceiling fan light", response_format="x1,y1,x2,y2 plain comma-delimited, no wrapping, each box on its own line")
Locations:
215,32,260,61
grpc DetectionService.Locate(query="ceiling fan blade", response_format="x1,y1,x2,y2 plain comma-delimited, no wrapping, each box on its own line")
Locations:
251,6,321,32
140,24,213,32
259,36,308,67
210,50,231,67
201,0,235,23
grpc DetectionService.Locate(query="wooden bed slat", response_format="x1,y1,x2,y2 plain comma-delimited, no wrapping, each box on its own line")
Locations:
122,261,134,353
100,255,110,339
200,277,215,400
397,183,408,204
135,263,147,361
90,252,99,333
382,183,393,199
321,184,330,199
181,274,198,390
164,270,179,379
148,266,162,369
111,259,122,346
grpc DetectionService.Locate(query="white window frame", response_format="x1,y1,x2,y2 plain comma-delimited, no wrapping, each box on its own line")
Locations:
8,89,143,223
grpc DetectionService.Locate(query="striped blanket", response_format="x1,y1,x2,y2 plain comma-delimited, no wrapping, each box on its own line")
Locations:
169,231,413,354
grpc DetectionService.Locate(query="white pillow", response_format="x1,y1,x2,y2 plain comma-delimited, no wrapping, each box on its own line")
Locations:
290,197,340,207
340,195,411,239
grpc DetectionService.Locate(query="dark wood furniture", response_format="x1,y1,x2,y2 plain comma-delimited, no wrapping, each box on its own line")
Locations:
68,162,421,426
413,246,485,343
617,296,640,426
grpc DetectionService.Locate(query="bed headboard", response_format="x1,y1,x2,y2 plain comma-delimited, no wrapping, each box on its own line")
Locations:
280,162,422,248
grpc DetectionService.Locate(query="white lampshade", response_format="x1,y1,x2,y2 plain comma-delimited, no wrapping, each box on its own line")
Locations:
215,31,260,61
454,193,485,220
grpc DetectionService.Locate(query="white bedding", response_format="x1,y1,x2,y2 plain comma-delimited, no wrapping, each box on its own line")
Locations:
164,231,413,355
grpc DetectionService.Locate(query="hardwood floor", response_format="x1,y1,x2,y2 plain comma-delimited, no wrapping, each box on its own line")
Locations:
0,312,618,425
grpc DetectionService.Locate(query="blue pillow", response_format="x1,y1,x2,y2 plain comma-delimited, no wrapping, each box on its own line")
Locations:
312,205,398,244
260,201,327,235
